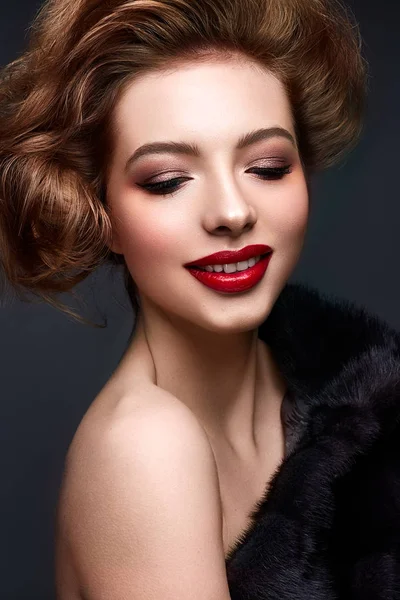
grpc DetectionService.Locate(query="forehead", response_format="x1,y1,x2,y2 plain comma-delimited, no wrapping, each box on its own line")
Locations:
112,59,294,151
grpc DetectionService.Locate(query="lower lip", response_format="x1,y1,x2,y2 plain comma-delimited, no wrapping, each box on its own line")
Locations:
185,253,272,294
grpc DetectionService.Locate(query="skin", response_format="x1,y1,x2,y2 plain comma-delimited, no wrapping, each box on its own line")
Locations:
55,54,310,599
105,54,309,457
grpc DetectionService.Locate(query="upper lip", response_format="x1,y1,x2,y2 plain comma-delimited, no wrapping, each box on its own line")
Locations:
184,244,273,267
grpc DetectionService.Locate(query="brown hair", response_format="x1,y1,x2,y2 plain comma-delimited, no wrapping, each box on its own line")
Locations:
0,0,368,326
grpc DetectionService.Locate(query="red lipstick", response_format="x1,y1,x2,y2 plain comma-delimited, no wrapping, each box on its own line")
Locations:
184,244,273,294
184,244,272,267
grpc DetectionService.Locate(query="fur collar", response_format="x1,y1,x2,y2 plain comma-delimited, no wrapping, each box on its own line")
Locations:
225,282,400,600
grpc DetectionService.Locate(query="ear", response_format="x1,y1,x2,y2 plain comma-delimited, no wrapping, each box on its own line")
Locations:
108,232,123,255
104,205,124,254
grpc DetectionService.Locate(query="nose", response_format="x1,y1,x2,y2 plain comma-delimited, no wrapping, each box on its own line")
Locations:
202,179,257,238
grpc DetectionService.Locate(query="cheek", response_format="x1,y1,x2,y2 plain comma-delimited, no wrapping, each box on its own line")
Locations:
111,201,186,276
283,203,308,240
270,178,309,239
264,180,309,289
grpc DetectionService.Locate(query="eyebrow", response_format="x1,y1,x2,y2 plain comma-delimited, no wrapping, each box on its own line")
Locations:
124,126,297,173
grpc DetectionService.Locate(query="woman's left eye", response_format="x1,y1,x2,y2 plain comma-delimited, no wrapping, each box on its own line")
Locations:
138,165,292,196
247,165,292,180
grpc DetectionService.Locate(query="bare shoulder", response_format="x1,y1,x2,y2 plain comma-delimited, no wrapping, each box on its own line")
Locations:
56,385,230,600
65,383,216,483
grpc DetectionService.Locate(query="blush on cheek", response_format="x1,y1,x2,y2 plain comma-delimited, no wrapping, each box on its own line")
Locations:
270,205,308,238
120,224,173,278
278,186,309,233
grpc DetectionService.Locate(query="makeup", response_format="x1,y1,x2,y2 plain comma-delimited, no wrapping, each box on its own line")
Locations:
184,244,272,293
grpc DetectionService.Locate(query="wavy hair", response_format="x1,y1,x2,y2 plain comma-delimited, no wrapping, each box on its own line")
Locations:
0,0,368,325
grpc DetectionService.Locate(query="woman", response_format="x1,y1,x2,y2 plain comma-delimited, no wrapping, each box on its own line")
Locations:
1,0,399,598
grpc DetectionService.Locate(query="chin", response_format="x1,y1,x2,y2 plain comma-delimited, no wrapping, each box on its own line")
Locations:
194,294,277,335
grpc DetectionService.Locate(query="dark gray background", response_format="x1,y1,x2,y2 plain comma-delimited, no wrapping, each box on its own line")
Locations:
1,0,399,598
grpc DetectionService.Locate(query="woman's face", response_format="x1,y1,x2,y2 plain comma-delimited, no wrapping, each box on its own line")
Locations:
106,57,309,334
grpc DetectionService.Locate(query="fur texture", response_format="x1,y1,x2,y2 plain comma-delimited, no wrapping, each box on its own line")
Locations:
225,282,400,600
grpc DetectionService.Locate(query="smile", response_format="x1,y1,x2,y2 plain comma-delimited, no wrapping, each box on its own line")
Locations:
193,255,262,273
185,252,272,293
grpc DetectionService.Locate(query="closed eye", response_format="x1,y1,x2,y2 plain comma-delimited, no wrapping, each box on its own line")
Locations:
137,165,292,196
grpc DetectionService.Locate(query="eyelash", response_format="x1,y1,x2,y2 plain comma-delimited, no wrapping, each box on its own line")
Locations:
138,165,292,196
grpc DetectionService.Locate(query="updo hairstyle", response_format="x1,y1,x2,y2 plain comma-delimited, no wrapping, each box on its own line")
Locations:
0,0,368,324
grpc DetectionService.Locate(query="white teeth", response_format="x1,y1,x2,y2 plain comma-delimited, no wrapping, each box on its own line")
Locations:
201,255,261,273
223,263,236,274
236,260,250,271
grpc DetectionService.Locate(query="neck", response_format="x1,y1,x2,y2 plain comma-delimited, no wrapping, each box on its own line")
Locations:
123,300,286,457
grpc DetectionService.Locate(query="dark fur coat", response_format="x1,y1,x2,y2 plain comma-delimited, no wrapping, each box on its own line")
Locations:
225,282,400,600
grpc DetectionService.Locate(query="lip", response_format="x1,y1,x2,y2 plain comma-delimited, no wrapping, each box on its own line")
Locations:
185,252,272,294
184,244,272,267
